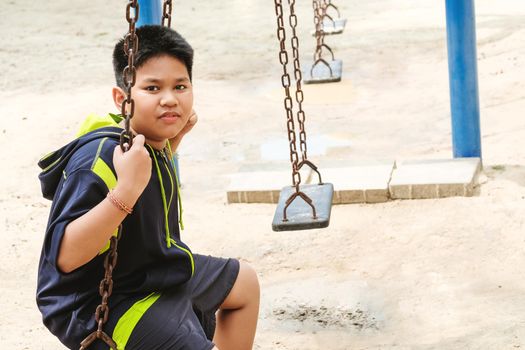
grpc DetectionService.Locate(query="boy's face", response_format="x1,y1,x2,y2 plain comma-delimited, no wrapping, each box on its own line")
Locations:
113,54,193,150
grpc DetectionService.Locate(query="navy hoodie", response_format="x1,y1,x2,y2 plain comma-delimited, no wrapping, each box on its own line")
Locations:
36,121,194,349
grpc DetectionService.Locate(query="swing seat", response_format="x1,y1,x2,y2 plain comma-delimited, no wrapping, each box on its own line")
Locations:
311,18,347,36
272,183,334,231
303,59,343,84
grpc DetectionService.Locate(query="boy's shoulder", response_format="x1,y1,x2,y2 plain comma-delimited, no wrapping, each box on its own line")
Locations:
66,113,125,172
69,130,120,170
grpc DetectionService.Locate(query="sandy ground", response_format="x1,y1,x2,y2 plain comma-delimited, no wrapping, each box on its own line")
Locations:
1,0,525,349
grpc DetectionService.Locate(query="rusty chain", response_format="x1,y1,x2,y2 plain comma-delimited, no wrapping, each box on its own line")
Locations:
312,0,324,62
79,229,122,350
318,0,338,31
325,0,341,20
80,2,139,349
162,0,173,27
287,0,308,162
120,0,139,152
274,0,302,191
312,0,335,75
273,0,318,220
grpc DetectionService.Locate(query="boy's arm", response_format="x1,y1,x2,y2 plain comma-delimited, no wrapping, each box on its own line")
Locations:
169,110,198,153
57,135,152,274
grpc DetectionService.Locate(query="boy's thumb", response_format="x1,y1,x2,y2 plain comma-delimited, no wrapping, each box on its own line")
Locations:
131,134,145,149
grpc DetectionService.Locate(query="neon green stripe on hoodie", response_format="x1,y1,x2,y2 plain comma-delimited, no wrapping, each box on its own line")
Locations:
76,113,123,137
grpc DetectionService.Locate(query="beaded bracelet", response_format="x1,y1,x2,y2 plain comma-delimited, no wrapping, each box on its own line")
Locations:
107,190,133,215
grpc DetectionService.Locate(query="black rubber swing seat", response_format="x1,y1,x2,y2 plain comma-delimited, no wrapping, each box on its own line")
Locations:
272,183,334,232
323,18,347,34
303,59,343,84
311,18,347,36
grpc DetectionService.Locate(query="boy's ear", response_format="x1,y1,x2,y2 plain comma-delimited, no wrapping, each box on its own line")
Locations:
112,87,126,111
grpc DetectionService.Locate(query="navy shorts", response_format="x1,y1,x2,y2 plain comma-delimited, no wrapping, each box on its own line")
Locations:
115,255,239,350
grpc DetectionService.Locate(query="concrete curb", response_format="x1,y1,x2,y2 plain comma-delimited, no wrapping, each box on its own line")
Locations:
226,158,482,204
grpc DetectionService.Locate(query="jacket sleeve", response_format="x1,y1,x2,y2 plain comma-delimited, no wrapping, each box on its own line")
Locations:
43,169,109,274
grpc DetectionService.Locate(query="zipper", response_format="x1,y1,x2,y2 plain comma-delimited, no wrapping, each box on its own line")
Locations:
148,145,195,275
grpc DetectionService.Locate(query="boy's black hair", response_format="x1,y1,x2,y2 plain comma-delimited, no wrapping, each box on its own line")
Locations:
113,25,193,88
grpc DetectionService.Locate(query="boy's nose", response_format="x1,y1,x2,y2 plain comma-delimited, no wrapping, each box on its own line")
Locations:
160,91,179,107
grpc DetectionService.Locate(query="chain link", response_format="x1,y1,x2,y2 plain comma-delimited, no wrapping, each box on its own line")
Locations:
162,0,173,27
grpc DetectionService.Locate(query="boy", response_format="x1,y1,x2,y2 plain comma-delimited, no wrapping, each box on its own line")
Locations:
36,25,259,350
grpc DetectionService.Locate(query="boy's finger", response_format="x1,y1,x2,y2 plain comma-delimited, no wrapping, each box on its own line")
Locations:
131,134,145,148
114,144,124,157
180,114,197,135
189,113,198,125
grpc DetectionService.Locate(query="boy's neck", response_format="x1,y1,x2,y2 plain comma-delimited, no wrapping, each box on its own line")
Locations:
146,139,169,151
125,126,168,151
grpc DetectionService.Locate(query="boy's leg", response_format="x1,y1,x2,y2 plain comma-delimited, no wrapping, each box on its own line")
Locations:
213,261,260,350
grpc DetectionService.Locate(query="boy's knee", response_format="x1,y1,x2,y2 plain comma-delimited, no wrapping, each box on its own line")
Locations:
238,261,260,298
221,261,259,310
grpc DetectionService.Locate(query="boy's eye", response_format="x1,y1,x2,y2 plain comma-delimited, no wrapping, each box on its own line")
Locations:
146,86,159,91
175,85,187,91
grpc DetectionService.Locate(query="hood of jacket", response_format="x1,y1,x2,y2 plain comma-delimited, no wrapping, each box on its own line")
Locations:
38,113,124,200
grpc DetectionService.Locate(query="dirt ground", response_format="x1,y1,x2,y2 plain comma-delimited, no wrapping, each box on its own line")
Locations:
1,0,525,349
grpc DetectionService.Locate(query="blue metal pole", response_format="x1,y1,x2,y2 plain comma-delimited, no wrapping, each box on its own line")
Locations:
137,0,162,26
445,0,482,158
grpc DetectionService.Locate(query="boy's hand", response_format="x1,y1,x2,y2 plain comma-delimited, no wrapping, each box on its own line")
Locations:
113,134,152,203
181,110,198,136
169,110,198,152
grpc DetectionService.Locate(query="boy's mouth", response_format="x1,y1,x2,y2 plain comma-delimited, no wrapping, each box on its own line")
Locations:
159,112,181,121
